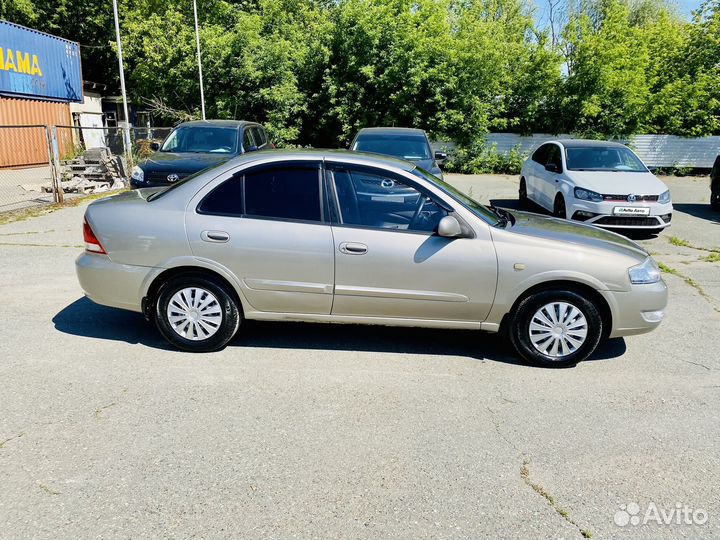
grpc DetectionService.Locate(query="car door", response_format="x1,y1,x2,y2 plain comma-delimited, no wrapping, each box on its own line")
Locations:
538,143,564,210
326,161,497,322
186,160,335,314
527,144,549,204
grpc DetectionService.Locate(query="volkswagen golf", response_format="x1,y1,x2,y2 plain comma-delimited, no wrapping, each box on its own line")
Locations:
77,150,667,367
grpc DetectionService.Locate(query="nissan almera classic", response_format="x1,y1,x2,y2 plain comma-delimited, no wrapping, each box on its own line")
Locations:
76,150,667,367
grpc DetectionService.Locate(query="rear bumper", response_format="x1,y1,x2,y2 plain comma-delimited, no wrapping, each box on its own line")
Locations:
75,252,150,312
604,279,668,338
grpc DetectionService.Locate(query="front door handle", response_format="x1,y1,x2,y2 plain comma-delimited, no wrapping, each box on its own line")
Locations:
339,242,368,255
201,230,230,243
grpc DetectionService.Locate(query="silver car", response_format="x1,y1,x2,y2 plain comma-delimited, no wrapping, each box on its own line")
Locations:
76,150,667,367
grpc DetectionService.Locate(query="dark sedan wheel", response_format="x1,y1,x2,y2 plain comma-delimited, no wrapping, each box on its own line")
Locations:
519,178,528,206
509,290,603,368
155,275,240,352
553,194,567,219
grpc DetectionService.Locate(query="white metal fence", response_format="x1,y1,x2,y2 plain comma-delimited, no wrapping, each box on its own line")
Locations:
478,133,720,168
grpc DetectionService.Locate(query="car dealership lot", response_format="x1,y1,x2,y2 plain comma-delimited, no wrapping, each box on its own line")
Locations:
0,174,718,539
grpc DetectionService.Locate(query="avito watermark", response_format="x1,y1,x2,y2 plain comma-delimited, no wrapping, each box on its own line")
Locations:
614,502,709,527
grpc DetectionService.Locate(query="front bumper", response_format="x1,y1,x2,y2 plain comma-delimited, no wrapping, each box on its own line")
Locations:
76,252,151,312
603,279,668,338
569,200,673,229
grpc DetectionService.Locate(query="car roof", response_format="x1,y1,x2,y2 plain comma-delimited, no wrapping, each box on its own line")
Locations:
555,139,628,149
355,127,427,137
174,120,258,129
221,149,417,172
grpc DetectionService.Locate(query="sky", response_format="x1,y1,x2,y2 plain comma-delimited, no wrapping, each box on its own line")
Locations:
533,0,706,25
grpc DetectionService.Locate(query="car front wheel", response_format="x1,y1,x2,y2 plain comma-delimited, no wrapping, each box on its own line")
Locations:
509,289,603,368
155,275,241,352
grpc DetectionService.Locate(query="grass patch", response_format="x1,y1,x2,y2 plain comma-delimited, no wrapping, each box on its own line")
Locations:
659,262,719,312
520,460,593,538
666,236,720,254
668,236,692,248
702,252,720,263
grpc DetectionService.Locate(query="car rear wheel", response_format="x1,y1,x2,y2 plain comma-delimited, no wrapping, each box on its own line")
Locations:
509,289,603,368
519,178,528,206
155,275,241,352
553,194,566,219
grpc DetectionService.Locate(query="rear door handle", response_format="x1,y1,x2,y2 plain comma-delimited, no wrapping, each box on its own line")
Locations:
339,242,368,255
201,230,230,243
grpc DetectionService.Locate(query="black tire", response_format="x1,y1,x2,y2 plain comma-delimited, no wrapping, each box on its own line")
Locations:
553,194,567,219
519,178,528,207
711,197,720,211
155,274,241,352
508,289,603,368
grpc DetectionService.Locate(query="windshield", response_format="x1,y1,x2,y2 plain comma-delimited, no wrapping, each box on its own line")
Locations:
565,146,648,172
354,134,432,160
160,126,238,154
410,167,500,225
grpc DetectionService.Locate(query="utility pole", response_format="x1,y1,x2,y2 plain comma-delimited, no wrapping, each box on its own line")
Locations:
193,0,206,120
112,0,133,172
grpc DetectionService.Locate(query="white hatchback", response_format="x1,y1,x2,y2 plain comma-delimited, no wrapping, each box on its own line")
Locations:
519,140,672,231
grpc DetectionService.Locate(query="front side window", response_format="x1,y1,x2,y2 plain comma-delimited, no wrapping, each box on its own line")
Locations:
242,129,256,152
160,126,238,153
546,144,563,171
565,146,648,172
244,165,322,222
329,165,447,233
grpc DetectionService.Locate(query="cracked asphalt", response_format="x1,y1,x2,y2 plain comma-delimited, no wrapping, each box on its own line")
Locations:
0,174,718,539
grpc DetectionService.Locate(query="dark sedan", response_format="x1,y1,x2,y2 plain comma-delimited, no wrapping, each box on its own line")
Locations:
130,120,271,188
350,127,446,179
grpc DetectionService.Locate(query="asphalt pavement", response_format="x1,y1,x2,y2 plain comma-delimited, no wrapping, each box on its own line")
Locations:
0,174,718,539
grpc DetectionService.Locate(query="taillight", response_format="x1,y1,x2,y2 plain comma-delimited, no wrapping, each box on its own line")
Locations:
83,218,106,254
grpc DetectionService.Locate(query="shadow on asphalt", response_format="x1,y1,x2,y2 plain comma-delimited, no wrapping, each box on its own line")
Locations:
673,203,720,224
53,297,626,367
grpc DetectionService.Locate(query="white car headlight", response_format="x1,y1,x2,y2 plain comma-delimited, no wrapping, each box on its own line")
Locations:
658,190,671,204
574,187,603,202
629,257,661,284
131,165,144,182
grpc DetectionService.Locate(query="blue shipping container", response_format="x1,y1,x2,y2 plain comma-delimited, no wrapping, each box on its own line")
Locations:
0,20,82,102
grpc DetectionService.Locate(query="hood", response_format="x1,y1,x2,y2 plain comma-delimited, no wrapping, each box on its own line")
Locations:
567,170,668,195
506,210,648,260
139,151,232,173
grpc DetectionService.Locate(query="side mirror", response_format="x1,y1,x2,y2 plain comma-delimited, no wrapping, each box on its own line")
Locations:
437,215,463,238
434,151,447,162
545,163,560,173
150,142,160,151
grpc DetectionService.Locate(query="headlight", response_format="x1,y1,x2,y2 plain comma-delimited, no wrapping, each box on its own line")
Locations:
131,165,144,182
574,187,603,202
658,190,671,204
629,257,661,284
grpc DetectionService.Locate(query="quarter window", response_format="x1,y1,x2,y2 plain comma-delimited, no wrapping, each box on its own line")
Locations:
244,166,322,222
329,166,447,233
532,144,549,164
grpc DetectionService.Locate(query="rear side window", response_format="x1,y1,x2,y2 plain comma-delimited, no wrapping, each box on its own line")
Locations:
198,175,243,215
244,166,322,222
252,127,267,147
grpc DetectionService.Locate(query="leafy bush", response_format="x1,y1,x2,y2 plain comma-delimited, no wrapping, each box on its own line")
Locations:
444,142,526,175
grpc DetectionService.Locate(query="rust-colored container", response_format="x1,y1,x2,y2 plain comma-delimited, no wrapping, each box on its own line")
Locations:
0,96,72,167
